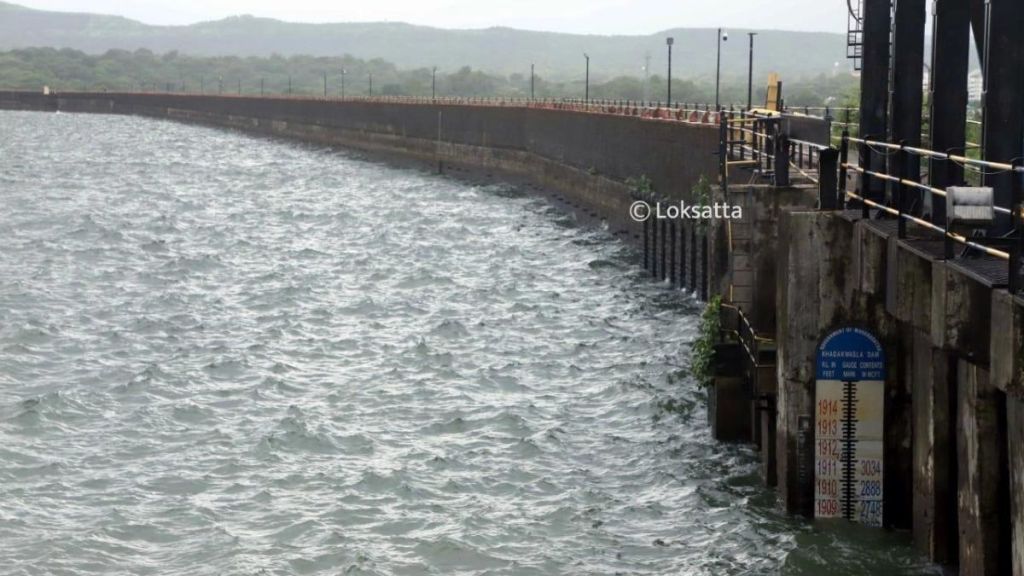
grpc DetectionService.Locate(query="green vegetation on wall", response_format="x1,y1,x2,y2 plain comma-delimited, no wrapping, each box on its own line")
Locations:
690,295,722,388
626,174,654,198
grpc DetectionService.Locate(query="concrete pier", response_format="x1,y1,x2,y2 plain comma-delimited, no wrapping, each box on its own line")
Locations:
738,207,1022,572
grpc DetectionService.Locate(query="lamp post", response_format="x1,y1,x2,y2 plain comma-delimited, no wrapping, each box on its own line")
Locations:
341,69,347,99
716,28,728,110
747,32,757,110
643,52,651,102
368,72,373,97
584,53,590,102
323,71,328,99
432,66,437,99
666,37,674,105
531,63,535,100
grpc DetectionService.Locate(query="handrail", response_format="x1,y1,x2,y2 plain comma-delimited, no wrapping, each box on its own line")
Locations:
54,90,728,126
842,162,1013,215
834,129,1023,292
789,137,829,151
845,190,1010,260
848,135,1021,174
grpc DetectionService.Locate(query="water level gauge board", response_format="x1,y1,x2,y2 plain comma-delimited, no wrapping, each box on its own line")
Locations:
814,327,885,527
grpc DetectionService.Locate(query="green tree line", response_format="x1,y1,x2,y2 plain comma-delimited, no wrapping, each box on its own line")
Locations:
0,47,857,108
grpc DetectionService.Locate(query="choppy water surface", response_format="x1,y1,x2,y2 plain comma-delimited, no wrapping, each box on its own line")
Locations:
0,111,938,575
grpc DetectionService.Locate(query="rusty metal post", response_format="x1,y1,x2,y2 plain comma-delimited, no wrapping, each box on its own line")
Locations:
680,222,688,287
839,130,851,208
660,217,668,281
701,234,709,301
670,220,678,286
643,217,650,271
689,225,697,292
774,129,791,187
819,147,840,211
859,136,874,219
651,206,659,279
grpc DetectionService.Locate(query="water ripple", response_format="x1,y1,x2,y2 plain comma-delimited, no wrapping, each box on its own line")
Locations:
0,111,939,576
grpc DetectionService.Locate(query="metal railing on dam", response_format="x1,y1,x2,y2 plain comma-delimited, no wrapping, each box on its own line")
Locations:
716,108,1024,293
26,90,729,125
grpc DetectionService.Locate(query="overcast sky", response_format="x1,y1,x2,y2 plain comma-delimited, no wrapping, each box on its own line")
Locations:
16,0,846,34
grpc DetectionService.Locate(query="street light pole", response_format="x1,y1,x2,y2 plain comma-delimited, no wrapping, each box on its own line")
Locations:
584,53,590,102
323,71,327,99
368,72,373,97
716,28,728,110
747,32,757,110
666,37,674,105
432,66,437,99
341,69,346,99
531,63,535,99
643,52,651,102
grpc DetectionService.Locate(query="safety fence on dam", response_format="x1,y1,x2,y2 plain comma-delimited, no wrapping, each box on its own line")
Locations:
2,88,1023,575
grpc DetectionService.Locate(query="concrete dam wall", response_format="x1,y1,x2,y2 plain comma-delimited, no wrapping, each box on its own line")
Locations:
0,91,720,239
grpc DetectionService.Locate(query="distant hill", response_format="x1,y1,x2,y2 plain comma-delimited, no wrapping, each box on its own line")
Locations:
0,1,853,80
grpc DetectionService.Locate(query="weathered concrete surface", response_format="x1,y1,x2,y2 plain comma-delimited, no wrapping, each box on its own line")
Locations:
911,329,956,563
707,184,820,495
852,221,888,300
933,262,992,363
957,361,1009,576
991,290,1024,394
1010,394,1024,576
776,210,854,515
712,185,817,335
888,239,936,334
710,376,753,442
776,213,914,527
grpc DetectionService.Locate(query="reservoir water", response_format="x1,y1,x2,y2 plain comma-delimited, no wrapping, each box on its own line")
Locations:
0,111,939,575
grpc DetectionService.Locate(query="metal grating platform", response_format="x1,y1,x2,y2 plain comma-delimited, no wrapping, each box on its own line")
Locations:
836,210,1010,288
947,256,1010,289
